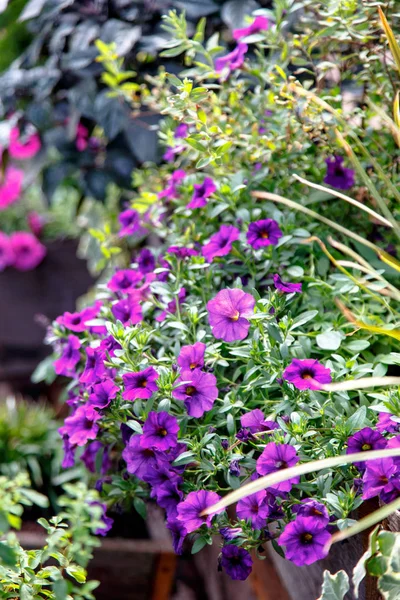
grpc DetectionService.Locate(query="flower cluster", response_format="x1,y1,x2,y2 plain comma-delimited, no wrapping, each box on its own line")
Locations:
47,5,400,584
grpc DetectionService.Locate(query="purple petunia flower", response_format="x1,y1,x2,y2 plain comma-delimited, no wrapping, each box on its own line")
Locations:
202,225,240,263
91,501,114,536
347,427,387,469
174,123,189,139
177,342,206,371
376,413,400,434
156,287,186,322
54,335,81,377
176,490,223,533
207,288,255,342
215,43,248,75
283,358,332,391
158,170,186,201
111,297,143,326
187,177,216,209
61,405,101,446
155,480,184,518
61,435,76,468
292,499,330,526
79,347,106,385
99,335,121,357
81,441,111,474
172,369,218,418
88,379,119,409
137,248,155,274
163,145,185,162
107,269,142,293
246,219,283,250
229,459,241,477
118,208,144,237
0,233,14,271
237,490,270,529
221,545,253,580
324,156,355,190
9,232,46,271
273,274,302,294
362,458,399,501
240,409,279,434
122,366,159,401
140,411,180,451
167,246,198,259
122,434,168,479
233,15,270,40
256,442,300,494
219,527,244,542
278,516,331,566
56,304,100,333
166,518,187,554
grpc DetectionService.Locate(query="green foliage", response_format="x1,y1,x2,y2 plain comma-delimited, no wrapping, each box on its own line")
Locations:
0,478,102,600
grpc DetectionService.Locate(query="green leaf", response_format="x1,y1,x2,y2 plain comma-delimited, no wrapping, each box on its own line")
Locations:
66,565,87,584
53,579,68,600
133,497,147,520
0,542,17,566
20,584,34,600
291,310,319,330
191,537,208,554
20,488,49,508
317,570,349,600
316,330,342,351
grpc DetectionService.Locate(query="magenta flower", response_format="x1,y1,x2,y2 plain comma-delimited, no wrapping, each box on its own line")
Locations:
278,516,331,566
140,411,180,451
61,436,76,468
236,490,270,529
172,369,218,418
174,123,189,138
176,490,223,533
80,441,111,474
54,335,81,377
163,145,184,162
376,413,400,434
246,219,283,249
0,233,14,271
233,16,270,40
215,43,248,75
324,156,355,190
138,248,155,274
9,127,41,159
273,274,302,294
9,232,46,271
27,212,45,237
187,177,216,209
107,269,143,293
99,335,121,357
61,404,101,446
57,304,99,332
292,499,330,526
156,287,186,322
122,434,168,479
202,224,240,262
283,358,332,391
111,297,143,326
362,458,398,501
158,170,186,200
221,545,253,580
79,347,106,385
346,427,387,469
167,246,198,259
256,442,300,493
88,379,119,409
177,342,206,371
75,123,89,152
0,167,23,210
118,208,144,237
122,366,159,401
207,288,255,342
240,409,279,433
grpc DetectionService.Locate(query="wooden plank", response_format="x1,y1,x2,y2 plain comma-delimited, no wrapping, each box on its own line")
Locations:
151,552,177,600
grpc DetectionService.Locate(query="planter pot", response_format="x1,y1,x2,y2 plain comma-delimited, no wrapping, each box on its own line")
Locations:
0,239,94,384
